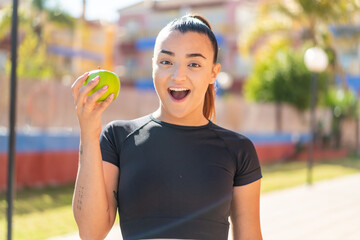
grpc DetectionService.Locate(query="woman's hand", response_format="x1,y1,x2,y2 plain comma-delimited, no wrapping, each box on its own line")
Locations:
71,72,114,139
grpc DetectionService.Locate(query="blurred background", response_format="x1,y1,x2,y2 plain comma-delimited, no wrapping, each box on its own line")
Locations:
1,0,360,239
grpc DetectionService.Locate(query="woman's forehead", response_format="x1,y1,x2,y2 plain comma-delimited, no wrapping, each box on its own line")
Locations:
154,30,213,56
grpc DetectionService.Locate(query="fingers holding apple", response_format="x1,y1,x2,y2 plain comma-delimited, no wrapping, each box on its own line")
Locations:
77,75,101,107
73,69,120,107
72,69,120,128
83,69,121,102
71,71,90,104
83,83,114,114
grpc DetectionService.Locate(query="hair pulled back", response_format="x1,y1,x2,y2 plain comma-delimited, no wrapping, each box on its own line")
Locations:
160,14,219,121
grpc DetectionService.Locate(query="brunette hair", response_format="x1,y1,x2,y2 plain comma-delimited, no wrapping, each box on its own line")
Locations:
160,14,219,121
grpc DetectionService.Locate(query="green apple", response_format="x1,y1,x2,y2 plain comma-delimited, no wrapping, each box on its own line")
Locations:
84,69,120,102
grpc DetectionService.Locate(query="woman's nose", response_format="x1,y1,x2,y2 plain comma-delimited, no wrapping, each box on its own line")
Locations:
171,64,186,82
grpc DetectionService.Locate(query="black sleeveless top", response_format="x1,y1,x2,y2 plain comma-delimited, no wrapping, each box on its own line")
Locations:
100,115,262,240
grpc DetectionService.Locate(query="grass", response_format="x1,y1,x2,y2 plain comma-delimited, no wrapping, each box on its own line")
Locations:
1,157,359,240
0,185,77,240
261,157,360,193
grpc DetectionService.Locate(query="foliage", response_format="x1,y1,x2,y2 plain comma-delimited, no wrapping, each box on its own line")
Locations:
0,0,75,80
242,0,360,145
31,0,75,28
294,0,358,22
6,31,53,80
0,5,31,39
46,8,75,28
240,0,360,54
326,87,358,118
265,0,359,23
325,87,358,147
0,6,12,38
245,42,329,111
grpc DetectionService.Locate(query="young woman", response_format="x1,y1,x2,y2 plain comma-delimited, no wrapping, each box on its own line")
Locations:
71,14,262,240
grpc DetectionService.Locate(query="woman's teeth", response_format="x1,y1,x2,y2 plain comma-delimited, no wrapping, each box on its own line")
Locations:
169,87,189,91
169,88,190,100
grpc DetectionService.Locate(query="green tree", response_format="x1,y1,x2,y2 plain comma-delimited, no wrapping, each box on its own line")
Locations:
325,87,358,148
30,0,75,42
244,41,328,131
240,0,359,92
240,0,360,53
0,0,74,80
6,31,53,80
241,0,360,138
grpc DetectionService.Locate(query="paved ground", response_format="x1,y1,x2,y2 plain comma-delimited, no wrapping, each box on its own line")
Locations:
260,173,360,240
48,173,360,240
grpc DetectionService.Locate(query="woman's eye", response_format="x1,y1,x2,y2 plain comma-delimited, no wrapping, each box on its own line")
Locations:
160,60,172,65
189,63,201,68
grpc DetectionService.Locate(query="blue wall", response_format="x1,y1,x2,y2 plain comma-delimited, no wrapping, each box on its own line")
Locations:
0,131,310,154
0,132,80,153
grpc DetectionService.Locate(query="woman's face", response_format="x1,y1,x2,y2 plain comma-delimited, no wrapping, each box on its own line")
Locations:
152,30,221,125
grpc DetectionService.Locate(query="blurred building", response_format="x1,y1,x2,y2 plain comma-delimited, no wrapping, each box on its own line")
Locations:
114,0,257,91
330,24,360,93
46,20,116,77
0,1,11,73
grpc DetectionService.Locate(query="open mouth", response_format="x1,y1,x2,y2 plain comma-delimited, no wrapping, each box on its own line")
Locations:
168,87,190,101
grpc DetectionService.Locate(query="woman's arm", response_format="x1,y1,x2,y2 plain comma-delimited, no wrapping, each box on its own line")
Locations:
71,72,118,239
230,179,262,240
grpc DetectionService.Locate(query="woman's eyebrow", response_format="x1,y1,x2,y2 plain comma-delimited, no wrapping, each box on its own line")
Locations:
160,49,174,56
159,49,206,59
186,53,207,59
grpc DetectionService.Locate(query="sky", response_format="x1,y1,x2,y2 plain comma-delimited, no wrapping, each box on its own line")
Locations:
46,0,143,22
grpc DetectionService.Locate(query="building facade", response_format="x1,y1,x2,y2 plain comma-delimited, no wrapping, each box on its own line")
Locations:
45,20,116,78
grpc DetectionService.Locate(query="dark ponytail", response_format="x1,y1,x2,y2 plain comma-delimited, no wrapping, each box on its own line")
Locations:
161,14,219,121
189,14,217,121
203,83,216,121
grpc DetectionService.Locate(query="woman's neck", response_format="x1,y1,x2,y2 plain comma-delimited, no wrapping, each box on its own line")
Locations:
152,108,209,127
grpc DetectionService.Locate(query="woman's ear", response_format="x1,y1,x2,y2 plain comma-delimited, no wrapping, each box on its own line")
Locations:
210,63,221,84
